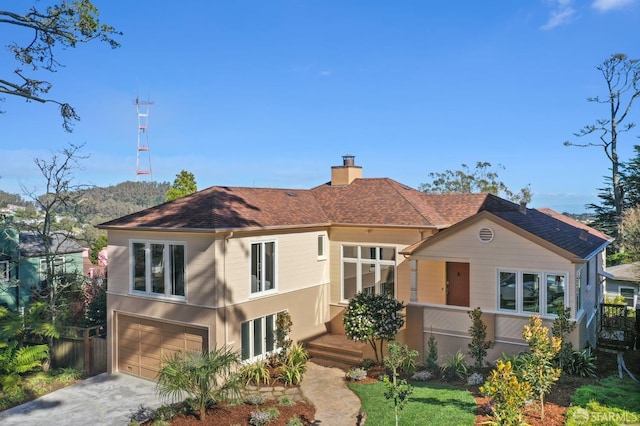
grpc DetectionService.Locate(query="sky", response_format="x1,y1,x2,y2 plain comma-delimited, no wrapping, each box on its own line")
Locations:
1,0,639,213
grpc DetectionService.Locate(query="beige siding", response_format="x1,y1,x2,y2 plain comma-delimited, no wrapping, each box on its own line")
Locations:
417,260,445,304
223,230,329,305
412,218,574,312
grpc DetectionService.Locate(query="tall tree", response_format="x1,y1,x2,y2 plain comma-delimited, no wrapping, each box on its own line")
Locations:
0,1,120,131
166,170,198,202
564,53,640,238
419,161,532,204
20,143,90,335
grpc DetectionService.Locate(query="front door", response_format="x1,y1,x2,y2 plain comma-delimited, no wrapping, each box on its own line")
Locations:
446,262,470,307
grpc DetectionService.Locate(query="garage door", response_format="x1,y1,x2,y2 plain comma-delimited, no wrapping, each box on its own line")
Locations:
117,314,208,380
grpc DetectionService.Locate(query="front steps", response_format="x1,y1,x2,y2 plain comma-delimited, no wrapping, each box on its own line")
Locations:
305,333,365,369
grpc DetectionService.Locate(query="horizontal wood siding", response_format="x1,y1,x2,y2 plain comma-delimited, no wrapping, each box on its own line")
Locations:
412,218,574,312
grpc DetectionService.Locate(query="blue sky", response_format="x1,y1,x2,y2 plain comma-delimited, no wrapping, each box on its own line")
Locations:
1,0,639,213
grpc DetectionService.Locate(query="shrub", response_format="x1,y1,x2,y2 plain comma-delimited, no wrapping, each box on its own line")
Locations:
468,307,493,373
239,359,271,386
410,370,432,381
245,394,266,405
441,350,468,380
424,334,439,373
552,302,577,371
346,367,368,381
153,404,180,421
564,349,597,378
278,360,306,385
286,417,304,426
343,292,405,364
359,358,377,369
480,360,532,425
249,409,272,426
277,395,295,406
466,372,484,386
275,312,293,364
286,343,309,365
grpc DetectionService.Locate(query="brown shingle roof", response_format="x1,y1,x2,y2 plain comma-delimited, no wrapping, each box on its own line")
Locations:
99,186,329,230
310,178,448,227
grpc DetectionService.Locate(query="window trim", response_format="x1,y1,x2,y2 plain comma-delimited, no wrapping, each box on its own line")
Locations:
317,234,327,261
497,269,568,317
618,286,638,307
129,239,187,300
341,245,397,302
250,240,278,297
0,260,9,282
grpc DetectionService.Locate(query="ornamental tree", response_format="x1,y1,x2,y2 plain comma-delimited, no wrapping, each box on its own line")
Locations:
343,292,405,364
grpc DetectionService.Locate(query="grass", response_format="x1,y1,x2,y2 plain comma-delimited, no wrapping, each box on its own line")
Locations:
566,376,640,425
348,380,476,426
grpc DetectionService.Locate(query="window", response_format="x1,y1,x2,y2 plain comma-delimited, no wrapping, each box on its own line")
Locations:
131,241,186,298
342,245,396,300
251,241,276,295
0,260,8,282
497,270,566,316
619,286,637,307
317,235,326,259
241,313,280,361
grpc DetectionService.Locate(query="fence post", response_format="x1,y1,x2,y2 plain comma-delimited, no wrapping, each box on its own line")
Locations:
84,328,91,376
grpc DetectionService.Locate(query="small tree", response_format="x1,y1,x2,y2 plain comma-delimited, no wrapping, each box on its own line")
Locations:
156,347,242,420
521,315,562,420
480,359,532,425
274,311,293,364
343,292,405,364
551,302,576,371
383,342,417,426
468,307,493,373
424,333,439,373
166,170,198,202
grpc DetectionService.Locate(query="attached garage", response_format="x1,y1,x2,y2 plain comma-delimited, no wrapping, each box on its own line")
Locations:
116,314,208,380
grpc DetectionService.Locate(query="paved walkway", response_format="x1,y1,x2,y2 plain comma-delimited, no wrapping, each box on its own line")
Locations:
301,361,362,425
0,361,361,425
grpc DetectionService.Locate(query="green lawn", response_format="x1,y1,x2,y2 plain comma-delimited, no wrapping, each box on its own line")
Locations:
348,381,477,426
566,376,640,425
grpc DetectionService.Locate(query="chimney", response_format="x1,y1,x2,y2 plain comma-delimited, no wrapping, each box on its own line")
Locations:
331,154,362,186
579,229,589,241
519,201,527,214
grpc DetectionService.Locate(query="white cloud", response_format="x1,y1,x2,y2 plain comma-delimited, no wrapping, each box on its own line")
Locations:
540,0,576,30
320,69,333,77
592,0,636,11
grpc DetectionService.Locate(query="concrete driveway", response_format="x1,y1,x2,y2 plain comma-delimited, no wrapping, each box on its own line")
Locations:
0,373,163,426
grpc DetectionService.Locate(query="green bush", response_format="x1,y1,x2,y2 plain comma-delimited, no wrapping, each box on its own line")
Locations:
424,334,439,373
441,350,468,380
239,359,271,386
480,360,532,425
564,349,597,378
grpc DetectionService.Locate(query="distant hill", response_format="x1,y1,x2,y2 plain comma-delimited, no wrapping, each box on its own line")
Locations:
0,181,170,224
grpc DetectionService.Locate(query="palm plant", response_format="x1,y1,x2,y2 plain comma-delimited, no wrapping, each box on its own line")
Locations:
156,346,242,420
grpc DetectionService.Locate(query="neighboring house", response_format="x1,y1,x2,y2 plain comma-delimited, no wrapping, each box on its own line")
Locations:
0,221,84,311
83,247,108,282
605,262,640,308
98,156,612,380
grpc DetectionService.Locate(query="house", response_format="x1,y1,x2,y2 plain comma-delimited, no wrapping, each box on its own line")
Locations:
605,262,640,308
98,156,611,380
0,217,84,311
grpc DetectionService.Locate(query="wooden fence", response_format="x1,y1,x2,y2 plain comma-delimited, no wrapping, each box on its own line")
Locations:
51,325,107,376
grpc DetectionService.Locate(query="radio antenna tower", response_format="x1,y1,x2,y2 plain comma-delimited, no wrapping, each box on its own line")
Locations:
135,96,154,180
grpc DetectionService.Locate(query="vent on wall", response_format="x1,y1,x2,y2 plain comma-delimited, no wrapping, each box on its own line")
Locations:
478,227,494,243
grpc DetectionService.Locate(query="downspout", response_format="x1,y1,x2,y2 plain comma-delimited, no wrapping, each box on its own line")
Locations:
223,232,234,345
